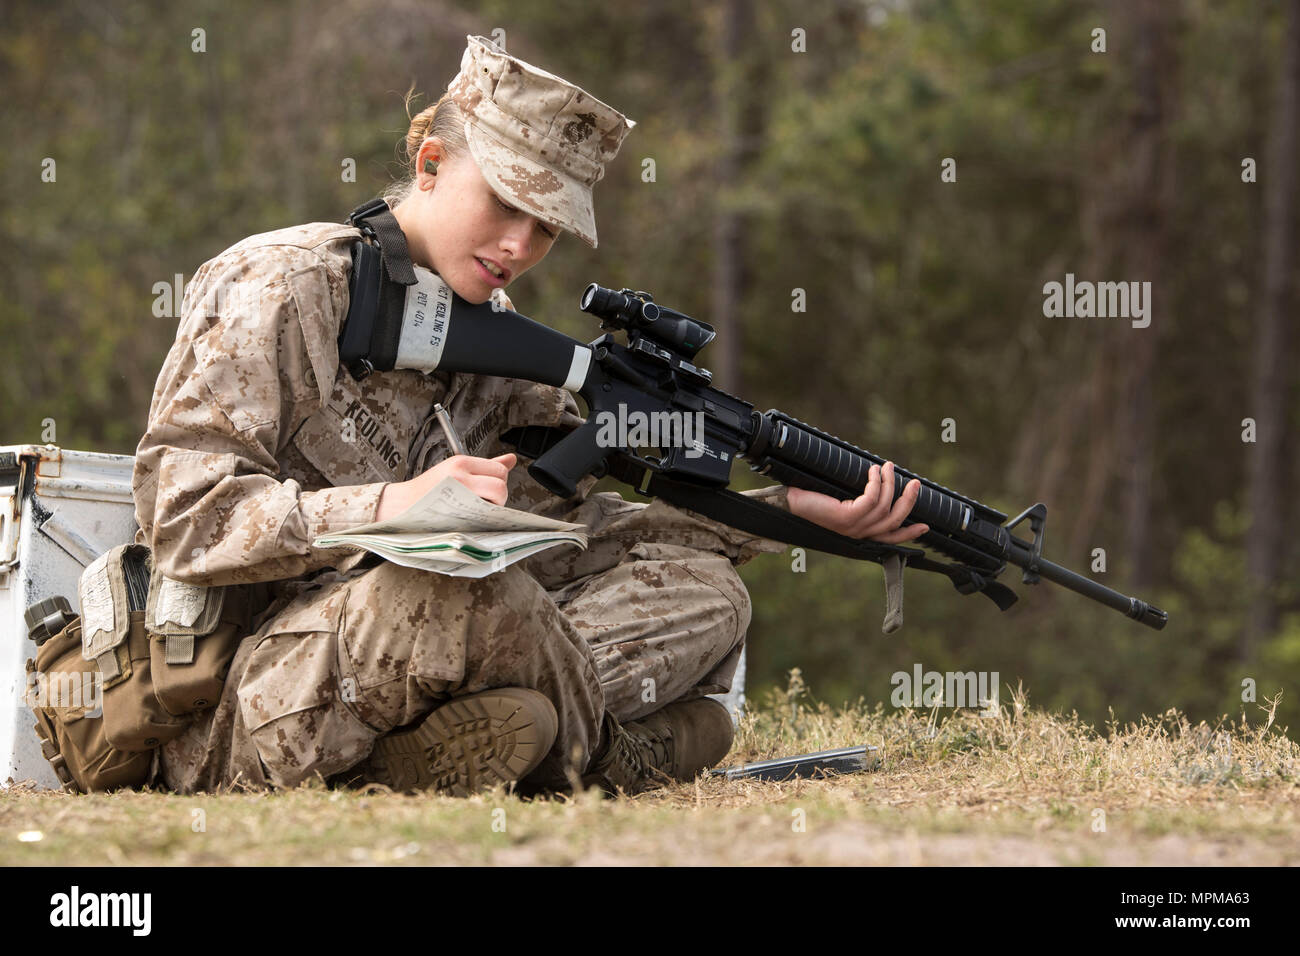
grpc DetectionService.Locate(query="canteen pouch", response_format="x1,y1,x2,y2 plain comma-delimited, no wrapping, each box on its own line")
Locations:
80,545,189,751
146,565,248,718
26,620,154,792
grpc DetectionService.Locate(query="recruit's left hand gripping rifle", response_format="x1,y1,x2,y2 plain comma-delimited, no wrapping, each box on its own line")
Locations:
337,245,1168,632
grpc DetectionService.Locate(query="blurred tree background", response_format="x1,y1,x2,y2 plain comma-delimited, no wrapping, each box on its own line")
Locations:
2,0,1297,730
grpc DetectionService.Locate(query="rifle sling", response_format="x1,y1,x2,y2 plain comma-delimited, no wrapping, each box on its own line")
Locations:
638,467,1019,616
342,199,417,376
502,425,1020,624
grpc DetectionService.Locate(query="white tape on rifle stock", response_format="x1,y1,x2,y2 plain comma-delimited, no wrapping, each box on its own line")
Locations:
396,265,453,372
563,345,591,392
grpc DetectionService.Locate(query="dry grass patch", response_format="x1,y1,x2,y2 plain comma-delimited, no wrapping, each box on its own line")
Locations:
2,680,1296,865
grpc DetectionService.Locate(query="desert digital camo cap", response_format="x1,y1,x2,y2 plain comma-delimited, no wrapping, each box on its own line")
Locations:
445,35,636,249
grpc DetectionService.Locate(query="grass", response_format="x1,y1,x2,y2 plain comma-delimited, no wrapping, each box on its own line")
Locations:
3,677,1297,866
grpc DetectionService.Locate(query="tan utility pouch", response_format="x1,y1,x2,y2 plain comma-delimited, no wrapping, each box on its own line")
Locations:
80,544,189,751
27,620,154,792
146,564,247,718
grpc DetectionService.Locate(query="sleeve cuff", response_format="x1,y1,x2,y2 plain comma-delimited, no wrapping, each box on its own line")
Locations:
737,483,791,513
299,482,387,541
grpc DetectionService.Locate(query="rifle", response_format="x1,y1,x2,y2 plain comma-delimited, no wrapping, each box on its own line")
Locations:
366,280,1166,634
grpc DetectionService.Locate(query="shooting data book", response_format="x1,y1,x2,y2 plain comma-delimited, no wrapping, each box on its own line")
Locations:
313,477,588,578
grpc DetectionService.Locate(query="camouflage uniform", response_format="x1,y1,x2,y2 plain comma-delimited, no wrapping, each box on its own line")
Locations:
133,220,792,793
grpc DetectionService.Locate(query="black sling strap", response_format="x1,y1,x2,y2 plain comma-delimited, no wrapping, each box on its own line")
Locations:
502,424,1020,617
347,198,416,284
340,199,419,379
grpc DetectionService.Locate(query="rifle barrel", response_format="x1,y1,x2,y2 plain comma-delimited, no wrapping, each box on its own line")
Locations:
1002,539,1168,630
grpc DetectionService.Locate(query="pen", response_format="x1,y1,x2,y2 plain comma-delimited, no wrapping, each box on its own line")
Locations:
432,403,468,457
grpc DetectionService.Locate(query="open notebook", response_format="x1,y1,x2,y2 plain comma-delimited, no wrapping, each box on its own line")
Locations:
313,477,588,578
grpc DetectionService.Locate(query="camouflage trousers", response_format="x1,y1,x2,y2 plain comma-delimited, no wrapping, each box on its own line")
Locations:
157,489,789,793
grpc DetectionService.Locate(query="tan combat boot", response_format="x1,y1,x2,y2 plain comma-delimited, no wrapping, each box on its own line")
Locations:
583,697,735,795
362,687,557,796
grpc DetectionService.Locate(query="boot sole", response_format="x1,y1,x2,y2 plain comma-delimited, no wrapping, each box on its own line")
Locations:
368,688,558,796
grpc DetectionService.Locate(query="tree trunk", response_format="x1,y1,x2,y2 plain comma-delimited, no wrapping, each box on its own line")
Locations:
1058,0,1178,587
710,0,749,394
1244,0,1300,659
1118,0,1178,589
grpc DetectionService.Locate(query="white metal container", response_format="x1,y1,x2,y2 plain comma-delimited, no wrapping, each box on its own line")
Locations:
0,445,137,789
